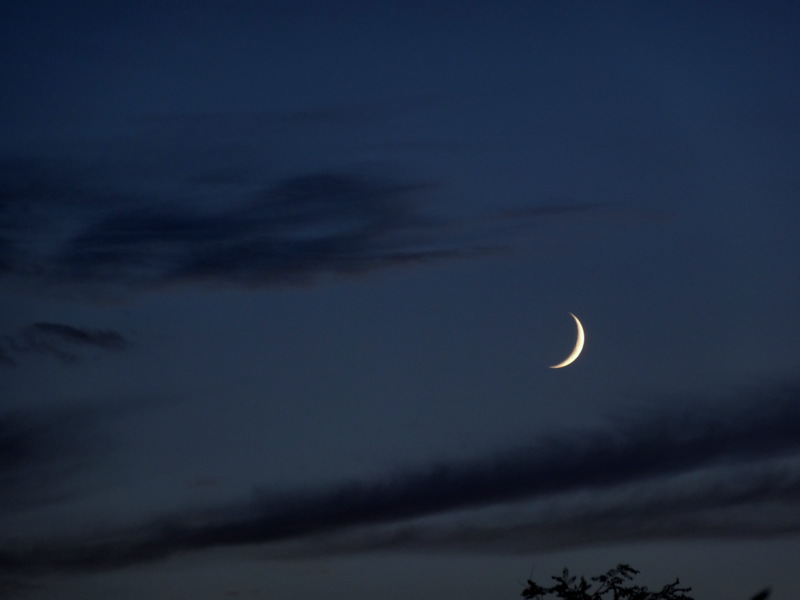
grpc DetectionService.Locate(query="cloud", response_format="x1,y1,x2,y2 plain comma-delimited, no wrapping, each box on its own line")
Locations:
0,349,14,367
0,156,601,297
0,577,43,600
279,457,800,558
0,405,113,515
1,382,799,575
55,173,455,289
0,322,129,366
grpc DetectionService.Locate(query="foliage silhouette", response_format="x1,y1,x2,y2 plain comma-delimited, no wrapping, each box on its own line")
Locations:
521,564,693,600
520,564,771,600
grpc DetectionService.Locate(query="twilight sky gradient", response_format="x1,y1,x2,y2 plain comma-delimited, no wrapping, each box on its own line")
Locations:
2,2,800,599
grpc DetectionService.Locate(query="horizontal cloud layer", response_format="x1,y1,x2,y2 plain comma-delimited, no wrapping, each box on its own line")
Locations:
2,382,799,575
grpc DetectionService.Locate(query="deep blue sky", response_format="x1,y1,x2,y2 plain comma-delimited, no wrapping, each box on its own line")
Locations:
2,2,800,599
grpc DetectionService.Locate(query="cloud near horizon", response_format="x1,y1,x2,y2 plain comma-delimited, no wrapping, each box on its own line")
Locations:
2,381,799,576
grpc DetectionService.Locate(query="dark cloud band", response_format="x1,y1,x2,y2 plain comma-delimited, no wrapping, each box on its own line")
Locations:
2,382,799,575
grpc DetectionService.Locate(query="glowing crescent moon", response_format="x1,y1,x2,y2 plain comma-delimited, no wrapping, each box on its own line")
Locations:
549,313,585,369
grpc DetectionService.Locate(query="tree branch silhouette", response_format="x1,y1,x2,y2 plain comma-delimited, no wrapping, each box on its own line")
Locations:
520,564,771,600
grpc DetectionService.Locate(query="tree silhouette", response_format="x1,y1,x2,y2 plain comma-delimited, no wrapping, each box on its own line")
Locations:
520,564,770,600
521,564,693,600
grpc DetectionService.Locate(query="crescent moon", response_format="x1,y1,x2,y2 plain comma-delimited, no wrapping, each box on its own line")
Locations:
549,313,585,369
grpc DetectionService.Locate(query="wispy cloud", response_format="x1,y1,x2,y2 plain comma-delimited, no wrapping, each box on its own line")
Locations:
0,156,602,297
0,322,129,366
1,382,798,575
55,173,451,288
0,405,113,515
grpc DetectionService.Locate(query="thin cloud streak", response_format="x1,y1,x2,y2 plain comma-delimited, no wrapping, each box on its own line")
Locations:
0,322,128,366
1,382,799,575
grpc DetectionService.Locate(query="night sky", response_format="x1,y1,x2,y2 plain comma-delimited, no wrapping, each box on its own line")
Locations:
2,2,800,599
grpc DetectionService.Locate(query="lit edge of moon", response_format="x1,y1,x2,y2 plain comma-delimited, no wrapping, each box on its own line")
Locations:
548,312,585,369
